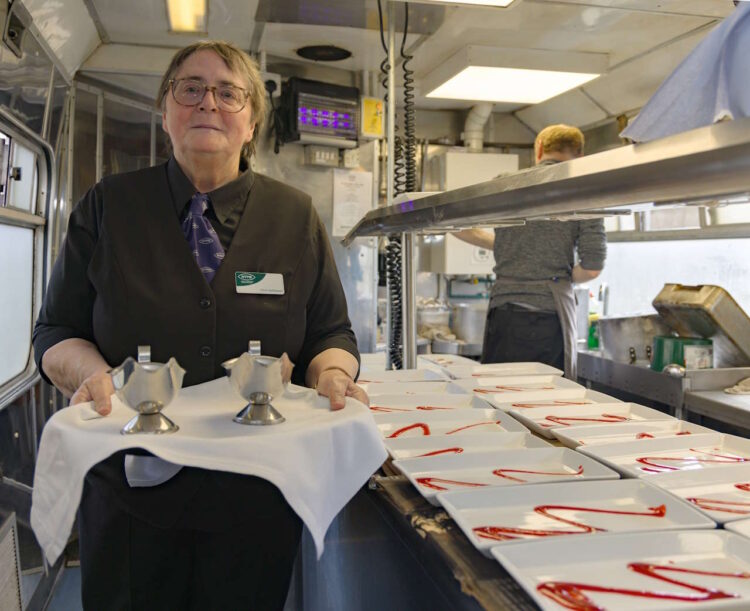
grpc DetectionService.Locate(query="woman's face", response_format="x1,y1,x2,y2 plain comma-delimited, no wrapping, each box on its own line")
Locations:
162,50,255,164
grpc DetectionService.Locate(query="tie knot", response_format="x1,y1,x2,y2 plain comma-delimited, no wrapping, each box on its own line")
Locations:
189,193,210,217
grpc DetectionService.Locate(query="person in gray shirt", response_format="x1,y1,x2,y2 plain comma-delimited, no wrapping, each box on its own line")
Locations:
455,125,606,378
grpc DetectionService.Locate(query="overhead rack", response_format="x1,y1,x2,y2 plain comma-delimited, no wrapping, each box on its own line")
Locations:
343,117,750,246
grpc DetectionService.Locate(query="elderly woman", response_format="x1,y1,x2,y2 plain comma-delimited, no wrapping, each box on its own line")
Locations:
33,41,366,609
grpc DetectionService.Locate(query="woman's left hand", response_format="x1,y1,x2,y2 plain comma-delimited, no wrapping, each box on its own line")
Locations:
315,369,369,411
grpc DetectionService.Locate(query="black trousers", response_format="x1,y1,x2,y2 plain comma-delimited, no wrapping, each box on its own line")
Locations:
481,304,565,370
78,471,302,611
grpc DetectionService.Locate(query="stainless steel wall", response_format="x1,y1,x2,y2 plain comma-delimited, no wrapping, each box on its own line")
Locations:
252,136,378,353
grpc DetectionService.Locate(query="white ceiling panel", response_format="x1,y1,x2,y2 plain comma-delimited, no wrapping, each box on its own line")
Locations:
515,87,608,131
581,27,710,115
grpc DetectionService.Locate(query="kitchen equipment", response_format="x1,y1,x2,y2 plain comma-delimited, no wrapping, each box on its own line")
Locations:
111,345,185,435
451,302,488,345
597,313,672,365
651,335,713,371
653,283,750,368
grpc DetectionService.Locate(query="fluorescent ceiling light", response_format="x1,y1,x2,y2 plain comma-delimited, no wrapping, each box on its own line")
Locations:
392,0,515,6
166,0,207,33
423,46,607,104
428,66,599,104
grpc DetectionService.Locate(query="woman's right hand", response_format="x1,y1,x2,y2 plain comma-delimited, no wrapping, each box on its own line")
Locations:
71,371,115,416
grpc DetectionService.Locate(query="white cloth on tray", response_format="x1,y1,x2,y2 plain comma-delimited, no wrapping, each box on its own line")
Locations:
621,3,750,142
30,378,387,564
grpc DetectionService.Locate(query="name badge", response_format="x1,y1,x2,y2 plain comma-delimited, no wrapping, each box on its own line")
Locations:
235,272,285,295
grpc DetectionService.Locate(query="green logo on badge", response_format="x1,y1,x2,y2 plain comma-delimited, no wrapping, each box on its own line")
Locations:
236,272,266,286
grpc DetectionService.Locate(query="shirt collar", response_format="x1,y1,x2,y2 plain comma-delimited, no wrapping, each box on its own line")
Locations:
167,156,254,222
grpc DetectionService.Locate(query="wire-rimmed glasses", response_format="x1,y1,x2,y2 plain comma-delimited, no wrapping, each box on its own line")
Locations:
170,78,250,113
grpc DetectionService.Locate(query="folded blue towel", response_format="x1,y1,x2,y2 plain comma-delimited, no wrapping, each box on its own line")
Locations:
621,3,750,142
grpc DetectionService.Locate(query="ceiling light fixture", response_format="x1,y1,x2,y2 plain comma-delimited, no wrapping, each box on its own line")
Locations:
166,0,207,33
423,46,607,104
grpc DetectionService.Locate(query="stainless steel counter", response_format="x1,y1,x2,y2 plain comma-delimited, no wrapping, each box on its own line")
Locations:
578,350,750,424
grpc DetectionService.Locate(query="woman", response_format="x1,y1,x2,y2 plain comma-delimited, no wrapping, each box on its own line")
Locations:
33,41,366,610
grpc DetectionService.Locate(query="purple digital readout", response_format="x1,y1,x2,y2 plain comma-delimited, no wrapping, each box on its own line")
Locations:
298,106,353,129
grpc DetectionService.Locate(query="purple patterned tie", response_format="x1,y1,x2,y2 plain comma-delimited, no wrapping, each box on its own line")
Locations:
182,193,225,283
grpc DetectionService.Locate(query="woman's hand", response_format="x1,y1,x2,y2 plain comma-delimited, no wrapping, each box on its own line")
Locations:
315,368,369,411
71,370,115,416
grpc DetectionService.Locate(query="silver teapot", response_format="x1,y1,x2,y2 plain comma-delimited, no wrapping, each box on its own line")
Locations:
111,345,185,435
222,341,286,425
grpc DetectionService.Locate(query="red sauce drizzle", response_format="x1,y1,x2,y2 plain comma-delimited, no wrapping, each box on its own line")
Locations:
446,420,502,435
415,476,486,491
416,447,464,458
512,400,591,409
416,405,453,410
492,464,584,483
636,433,654,439
473,503,666,541
636,448,749,473
370,406,409,413
537,562,749,610
544,413,628,426
388,422,431,438
686,482,750,514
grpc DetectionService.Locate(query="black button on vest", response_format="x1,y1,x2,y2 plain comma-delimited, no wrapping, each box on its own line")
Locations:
200,297,212,309
200,346,212,357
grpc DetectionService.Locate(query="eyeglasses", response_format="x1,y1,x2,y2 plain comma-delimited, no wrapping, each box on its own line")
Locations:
169,78,250,113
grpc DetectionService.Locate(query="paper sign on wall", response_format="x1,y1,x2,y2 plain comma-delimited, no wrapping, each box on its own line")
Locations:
332,169,374,237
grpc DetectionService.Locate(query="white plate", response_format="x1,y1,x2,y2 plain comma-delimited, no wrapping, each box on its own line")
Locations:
510,402,675,439
448,375,586,403
418,354,477,368
384,432,550,460
360,381,464,396
726,518,750,539
356,369,448,384
578,433,750,479
645,464,750,525
376,408,529,438
554,420,716,449
393,447,619,505
368,393,492,414
438,479,715,557
443,362,563,380
488,389,618,412
491,530,750,611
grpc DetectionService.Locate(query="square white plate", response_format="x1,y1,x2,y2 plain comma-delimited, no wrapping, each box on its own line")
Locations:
577,433,750,479
443,362,563,380
375,408,529,438
393,447,619,505
645,464,750,525
726,518,750,539
356,369,448,384
368,393,492,414
554,420,716,450
488,389,618,412
360,381,464,396
510,402,675,439
418,354,477,368
438,479,715,557
449,375,586,403
491,530,750,611
384,432,550,460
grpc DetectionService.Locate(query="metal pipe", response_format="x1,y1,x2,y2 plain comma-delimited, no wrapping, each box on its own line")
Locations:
95,92,104,181
386,3,395,208
402,232,417,368
65,84,76,232
41,66,55,141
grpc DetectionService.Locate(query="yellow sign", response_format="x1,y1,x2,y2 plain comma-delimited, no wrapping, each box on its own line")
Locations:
360,97,384,139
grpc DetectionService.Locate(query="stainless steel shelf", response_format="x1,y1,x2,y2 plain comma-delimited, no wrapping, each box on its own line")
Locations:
343,118,750,245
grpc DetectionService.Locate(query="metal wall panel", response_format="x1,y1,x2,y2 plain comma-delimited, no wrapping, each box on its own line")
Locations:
252,137,378,353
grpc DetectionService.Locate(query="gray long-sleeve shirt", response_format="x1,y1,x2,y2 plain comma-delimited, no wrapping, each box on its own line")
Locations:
489,217,607,312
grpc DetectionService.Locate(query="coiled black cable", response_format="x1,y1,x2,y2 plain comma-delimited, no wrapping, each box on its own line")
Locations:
400,4,417,192
377,0,404,369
